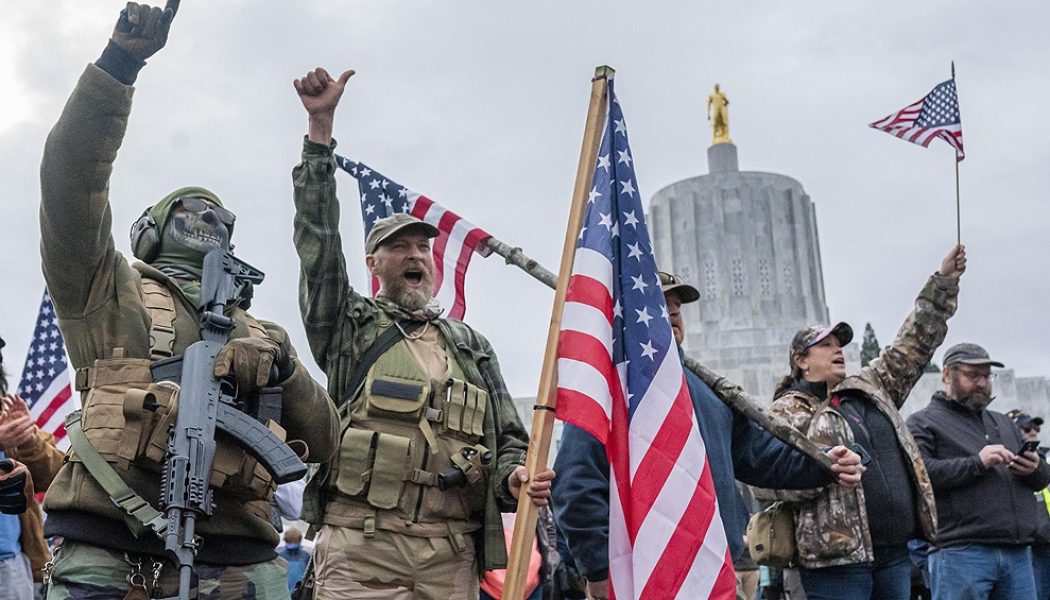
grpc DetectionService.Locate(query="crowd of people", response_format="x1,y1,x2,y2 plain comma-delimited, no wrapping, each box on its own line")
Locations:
0,2,1046,600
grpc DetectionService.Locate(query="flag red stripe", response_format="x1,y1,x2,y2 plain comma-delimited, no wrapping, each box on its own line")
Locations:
555,388,611,443
34,384,72,430
640,460,720,599
448,225,490,319
564,274,615,323
627,382,696,535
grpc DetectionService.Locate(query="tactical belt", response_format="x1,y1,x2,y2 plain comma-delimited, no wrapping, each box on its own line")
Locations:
64,410,168,538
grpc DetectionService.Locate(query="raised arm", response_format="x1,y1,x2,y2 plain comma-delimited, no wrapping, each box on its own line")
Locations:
862,245,965,408
291,67,361,366
40,1,178,319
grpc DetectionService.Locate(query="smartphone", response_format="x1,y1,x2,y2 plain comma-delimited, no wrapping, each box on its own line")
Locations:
1020,440,1040,455
848,443,872,466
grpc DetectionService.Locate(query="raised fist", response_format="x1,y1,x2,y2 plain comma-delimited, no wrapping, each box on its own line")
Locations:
294,67,355,118
112,1,181,62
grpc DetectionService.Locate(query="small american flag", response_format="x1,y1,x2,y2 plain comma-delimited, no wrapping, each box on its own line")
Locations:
335,156,492,320
555,78,735,599
870,78,965,161
17,290,75,451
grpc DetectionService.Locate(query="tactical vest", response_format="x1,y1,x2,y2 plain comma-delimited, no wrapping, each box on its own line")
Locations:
71,278,282,504
323,317,491,538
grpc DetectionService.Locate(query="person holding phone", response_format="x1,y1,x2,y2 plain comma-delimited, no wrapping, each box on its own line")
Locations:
907,344,1050,599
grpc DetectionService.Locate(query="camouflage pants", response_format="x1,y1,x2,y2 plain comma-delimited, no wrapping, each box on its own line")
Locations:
46,541,288,600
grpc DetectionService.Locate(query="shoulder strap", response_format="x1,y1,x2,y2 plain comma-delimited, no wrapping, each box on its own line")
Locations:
339,320,424,410
140,279,177,360
64,410,167,539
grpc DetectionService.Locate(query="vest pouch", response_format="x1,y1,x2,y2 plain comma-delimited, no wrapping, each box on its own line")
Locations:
364,375,430,423
208,419,283,499
367,433,411,510
443,378,488,440
747,501,796,567
334,428,378,497
77,358,156,469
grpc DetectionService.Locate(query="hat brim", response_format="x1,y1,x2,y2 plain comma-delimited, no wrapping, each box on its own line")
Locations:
663,283,700,304
813,322,853,347
951,358,1006,368
368,221,441,253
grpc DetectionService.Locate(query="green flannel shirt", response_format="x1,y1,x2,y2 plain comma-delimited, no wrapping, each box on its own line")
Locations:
291,138,528,570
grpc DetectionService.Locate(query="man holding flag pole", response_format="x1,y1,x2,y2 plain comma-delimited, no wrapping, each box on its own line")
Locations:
291,66,554,599
492,68,866,600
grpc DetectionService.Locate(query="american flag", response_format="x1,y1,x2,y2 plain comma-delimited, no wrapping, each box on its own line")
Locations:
555,79,735,599
16,290,75,451
870,78,965,161
334,156,492,320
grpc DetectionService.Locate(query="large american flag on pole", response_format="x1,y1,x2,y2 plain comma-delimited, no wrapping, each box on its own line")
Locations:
16,290,75,451
869,78,965,161
555,78,735,599
334,155,492,320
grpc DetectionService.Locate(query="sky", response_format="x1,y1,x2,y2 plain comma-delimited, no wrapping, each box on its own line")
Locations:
2,1,1048,399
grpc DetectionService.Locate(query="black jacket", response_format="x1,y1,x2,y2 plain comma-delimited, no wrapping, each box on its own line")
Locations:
906,392,1050,548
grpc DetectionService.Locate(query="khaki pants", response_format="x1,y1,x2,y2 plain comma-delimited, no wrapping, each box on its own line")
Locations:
313,524,478,600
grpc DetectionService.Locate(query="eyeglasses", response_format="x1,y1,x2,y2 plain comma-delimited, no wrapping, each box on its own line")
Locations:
175,197,236,225
953,368,998,383
1025,426,1042,434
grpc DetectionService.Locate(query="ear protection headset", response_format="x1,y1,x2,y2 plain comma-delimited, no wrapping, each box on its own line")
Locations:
129,210,160,262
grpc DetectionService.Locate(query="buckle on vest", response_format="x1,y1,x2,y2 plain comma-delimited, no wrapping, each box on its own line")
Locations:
149,325,176,359
74,367,91,391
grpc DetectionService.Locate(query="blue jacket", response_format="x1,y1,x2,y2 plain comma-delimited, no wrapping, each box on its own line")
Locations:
552,352,834,581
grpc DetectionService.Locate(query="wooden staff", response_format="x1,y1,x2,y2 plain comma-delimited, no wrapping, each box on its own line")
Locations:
481,237,836,474
502,65,614,599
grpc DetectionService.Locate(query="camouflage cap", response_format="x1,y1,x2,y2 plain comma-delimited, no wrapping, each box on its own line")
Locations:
943,342,1004,368
790,322,853,360
365,213,440,254
658,271,700,304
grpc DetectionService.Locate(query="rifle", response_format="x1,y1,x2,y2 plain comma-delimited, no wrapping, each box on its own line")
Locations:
152,248,307,599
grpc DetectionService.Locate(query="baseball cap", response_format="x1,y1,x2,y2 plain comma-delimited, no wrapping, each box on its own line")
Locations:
365,214,440,254
1013,412,1045,430
790,322,853,359
942,343,1005,368
658,272,700,304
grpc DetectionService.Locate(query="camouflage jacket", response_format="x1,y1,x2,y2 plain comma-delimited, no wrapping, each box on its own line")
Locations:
38,65,337,560
292,138,529,571
763,273,957,568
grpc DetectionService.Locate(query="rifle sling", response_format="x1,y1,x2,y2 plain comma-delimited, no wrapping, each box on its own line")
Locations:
339,320,424,411
64,411,168,539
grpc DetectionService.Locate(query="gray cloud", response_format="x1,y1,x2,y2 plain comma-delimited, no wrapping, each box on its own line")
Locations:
2,1,1047,397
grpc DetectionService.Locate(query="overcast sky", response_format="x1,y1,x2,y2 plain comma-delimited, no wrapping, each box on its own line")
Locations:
2,1,1048,398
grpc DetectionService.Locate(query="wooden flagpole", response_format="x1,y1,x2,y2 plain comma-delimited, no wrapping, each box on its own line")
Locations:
481,237,836,474
952,61,961,246
502,65,614,600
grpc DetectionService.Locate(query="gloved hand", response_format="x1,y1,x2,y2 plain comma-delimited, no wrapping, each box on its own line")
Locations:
214,337,293,393
0,459,30,515
111,1,180,62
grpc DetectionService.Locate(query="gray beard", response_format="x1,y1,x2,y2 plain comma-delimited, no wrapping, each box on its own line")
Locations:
954,392,993,411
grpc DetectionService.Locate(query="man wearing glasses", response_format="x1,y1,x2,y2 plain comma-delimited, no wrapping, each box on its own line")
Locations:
907,343,1050,600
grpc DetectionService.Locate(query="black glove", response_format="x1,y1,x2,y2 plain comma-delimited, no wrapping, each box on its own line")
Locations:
0,459,29,515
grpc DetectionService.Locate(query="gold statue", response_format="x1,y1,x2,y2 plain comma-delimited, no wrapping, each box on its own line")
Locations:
706,83,732,145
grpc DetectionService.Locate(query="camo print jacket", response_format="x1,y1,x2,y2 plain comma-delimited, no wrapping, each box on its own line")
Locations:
762,273,958,568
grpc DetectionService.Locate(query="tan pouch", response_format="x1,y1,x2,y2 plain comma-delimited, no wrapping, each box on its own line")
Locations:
367,433,411,509
747,501,796,568
443,378,488,439
365,376,430,422
335,428,378,497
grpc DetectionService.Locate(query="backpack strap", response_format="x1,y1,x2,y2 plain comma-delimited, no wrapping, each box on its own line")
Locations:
339,321,424,411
